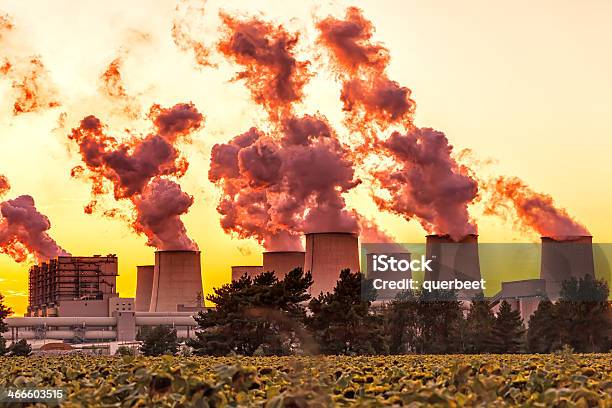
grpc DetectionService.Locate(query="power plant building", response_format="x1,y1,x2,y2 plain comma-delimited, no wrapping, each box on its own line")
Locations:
149,250,203,312
134,265,154,312
262,251,305,278
304,232,360,296
425,234,482,300
540,236,595,299
27,255,133,317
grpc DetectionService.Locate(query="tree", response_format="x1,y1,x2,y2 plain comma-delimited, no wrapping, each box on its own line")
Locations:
307,269,387,355
527,299,561,353
464,294,496,353
555,275,609,352
0,292,12,356
188,268,313,356
139,326,178,356
490,300,525,353
386,290,419,354
413,289,464,354
8,339,31,356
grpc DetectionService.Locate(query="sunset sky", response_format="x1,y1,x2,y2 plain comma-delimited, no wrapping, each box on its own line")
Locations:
1,0,611,315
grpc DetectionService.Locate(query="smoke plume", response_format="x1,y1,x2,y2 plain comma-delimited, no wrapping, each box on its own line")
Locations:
317,8,476,240
0,175,9,197
133,178,197,250
485,176,589,239
217,13,310,121
0,195,70,263
172,0,213,67
99,58,140,120
209,115,361,250
0,14,60,116
317,7,415,134
373,128,478,240
69,103,203,250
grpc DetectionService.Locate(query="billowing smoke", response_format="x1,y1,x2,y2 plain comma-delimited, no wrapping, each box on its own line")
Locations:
99,58,140,120
133,178,197,250
373,128,478,240
0,175,9,197
209,115,360,250
0,14,60,116
69,103,203,250
217,13,310,121
317,7,415,134
485,176,589,239
0,195,70,263
209,13,384,249
317,8,476,241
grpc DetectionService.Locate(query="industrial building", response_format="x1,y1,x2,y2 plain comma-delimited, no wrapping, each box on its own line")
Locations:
263,251,305,279
7,231,603,350
133,250,205,313
304,232,360,296
27,255,134,317
492,235,596,322
425,234,482,300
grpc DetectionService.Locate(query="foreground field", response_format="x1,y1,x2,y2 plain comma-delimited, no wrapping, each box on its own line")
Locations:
0,354,610,407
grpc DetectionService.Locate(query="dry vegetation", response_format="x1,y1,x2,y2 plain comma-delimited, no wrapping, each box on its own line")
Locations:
0,353,610,407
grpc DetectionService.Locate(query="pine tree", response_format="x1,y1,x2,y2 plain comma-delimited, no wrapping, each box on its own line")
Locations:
188,268,313,356
0,292,12,356
139,326,179,356
527,299,561,353
307,269,387,355
556,275,609,352
490,300,525,353
464,294,495,353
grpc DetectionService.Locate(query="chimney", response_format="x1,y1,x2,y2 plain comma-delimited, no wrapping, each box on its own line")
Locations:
304,232,360,296
135,265,154,312
425,234,481,299
262,251,305,279
149,250,203,312
540,235,594,300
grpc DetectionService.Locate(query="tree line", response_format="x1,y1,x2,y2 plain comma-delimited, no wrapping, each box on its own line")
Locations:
1,270,609,357
176,268,609,356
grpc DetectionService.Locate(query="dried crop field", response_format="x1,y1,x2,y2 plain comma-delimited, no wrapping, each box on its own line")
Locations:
0,354,610,407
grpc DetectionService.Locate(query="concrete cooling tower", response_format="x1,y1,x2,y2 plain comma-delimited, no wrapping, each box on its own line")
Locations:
149,250,203,312
304,232,360,296
135,265,154,312
262,251,305,279
231,265,264,281
540,236,595,300
425,234,482,300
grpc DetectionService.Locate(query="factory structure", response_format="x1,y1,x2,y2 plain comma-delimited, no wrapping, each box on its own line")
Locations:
1,231,601,350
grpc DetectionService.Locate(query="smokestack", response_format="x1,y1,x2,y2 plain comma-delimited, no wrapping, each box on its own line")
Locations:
135,265,154,312
540,236,595,300
149,250,203,312
262,251,305,279
425,234,481,299
304,232,360,296
231,265,264,281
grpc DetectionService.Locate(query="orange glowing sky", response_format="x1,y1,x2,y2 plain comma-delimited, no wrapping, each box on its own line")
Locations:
1,0,611,315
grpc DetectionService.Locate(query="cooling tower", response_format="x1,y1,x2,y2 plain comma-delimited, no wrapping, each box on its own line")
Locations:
540,236,594,300
231,265,264,281
262,251,305,279
149,250,203,312
135,265,154,312
425,234,482,299
304,232,360,296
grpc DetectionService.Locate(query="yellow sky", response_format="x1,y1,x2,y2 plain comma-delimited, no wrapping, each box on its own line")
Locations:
1,0,611,315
